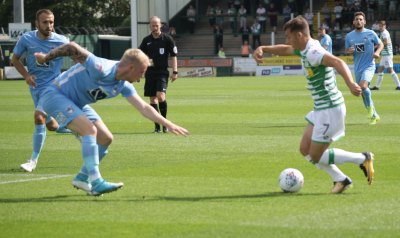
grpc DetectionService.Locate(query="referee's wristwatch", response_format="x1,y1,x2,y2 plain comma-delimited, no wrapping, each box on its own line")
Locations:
172,71,178,75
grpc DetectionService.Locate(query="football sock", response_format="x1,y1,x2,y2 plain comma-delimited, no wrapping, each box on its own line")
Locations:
31,124,46,161
305,155,346,181
375,73,383,87
81,135,101,182
318,148,365,165
150,103,160,129
391,72,400,87
362,88,373,108
79,144,108,176
159,100,168,118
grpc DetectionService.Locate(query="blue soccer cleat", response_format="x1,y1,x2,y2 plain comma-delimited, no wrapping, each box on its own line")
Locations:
90,178,124,196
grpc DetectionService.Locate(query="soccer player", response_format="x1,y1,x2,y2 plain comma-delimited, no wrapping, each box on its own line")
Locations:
139,16,178,133
11,9,71,172
318,26,332,54
34,42,189,196
253,16,375,194
345,12,384,125
370,20,400,90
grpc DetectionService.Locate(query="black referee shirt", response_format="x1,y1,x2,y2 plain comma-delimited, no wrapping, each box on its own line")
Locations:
139,33,177,72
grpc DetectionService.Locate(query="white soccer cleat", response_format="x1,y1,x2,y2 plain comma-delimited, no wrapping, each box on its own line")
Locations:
20,159,37,172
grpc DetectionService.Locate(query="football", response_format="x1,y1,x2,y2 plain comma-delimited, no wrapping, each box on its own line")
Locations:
278,168,304,193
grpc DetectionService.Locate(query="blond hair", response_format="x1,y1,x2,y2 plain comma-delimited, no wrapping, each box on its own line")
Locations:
120,48,150,68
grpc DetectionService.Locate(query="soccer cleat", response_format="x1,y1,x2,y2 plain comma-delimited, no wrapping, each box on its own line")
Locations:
331,177,353,194
163,127,169,133
90,178,124,196
72,174,91,193
56,127,72,134
153,129,161,133
370,86,379,90
20,159,37,172
366,106,374,119
361,152,375,185
396,86,400,90
369,115,380,125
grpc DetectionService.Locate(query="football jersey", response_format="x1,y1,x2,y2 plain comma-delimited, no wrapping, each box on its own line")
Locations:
379,29,393,56
139,33,177,71
294,39,344,111
13,30,69,88
51,53,137,108
345,28,381,73
320,34,333,54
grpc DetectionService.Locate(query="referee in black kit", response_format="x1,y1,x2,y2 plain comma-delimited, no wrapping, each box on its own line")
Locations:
139,16,178,133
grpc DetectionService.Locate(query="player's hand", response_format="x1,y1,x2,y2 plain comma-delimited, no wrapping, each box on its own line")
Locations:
25,75,37,88
170,73,178,82
167,124,189,137
34,52,47,64
349,82,362,96
253,47,264,63
346,47,355,54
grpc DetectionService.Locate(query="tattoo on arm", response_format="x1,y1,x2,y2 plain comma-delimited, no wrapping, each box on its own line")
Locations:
45,43,87,63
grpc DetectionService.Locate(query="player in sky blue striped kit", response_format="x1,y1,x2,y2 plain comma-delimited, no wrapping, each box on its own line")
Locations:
12,9,72,173
34,42,189,196
345,12,384,125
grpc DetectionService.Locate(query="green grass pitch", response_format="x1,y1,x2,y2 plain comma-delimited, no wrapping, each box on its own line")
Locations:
0,75,399,237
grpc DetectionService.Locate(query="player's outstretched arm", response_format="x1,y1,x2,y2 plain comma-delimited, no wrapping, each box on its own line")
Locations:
126,94,189,136
253,44,294,63
34,42,90,65
322,53,361,97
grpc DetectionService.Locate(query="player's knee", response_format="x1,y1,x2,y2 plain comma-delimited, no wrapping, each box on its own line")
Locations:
34,112,46,124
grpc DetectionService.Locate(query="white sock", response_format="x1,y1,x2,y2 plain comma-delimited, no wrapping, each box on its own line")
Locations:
319,148,365,165
375,73,383,87
391,72,400,87
304,155,346,181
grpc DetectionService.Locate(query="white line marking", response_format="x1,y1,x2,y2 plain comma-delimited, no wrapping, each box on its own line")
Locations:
0,174,72,185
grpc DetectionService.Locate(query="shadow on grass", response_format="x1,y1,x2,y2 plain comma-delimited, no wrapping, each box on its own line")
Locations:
0,191,334,203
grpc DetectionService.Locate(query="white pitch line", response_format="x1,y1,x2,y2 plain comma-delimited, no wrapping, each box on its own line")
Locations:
0,174,72,185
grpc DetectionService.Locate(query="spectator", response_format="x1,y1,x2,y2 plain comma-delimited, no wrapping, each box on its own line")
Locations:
288,0,297,15
227,3,237,36
238,5,247,29
251,19,261,49
394,44,400,55
267,3,278,33
283,4,292,24
321,3,332,28
214,25,224,54
304,8,314,37
206,4,216,27
334,2,343,29
389,0,397,20
256,3,267,33
169,26,177,39
218,47,226,58
366,0,376,21
233,0,241,11
241,40,252,57
239,23,251,44
186,5,196,34
215,4,224,27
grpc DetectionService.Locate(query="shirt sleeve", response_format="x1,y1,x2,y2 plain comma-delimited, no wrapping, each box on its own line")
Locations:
120,81,137,97
307,46,325,67
12,34,27,56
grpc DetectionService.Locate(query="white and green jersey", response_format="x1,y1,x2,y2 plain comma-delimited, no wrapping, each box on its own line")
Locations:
294,39,344,111
379,29,393,56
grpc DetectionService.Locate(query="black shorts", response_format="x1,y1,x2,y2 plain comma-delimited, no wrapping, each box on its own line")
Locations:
144,72,169,97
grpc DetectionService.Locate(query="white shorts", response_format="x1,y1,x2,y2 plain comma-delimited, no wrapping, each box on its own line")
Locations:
379,55,393,68
305,104,346,143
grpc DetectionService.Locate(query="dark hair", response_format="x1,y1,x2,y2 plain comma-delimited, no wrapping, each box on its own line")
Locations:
283,16,309,36
378,20,386,26
353,11,365,20
36,9,54,21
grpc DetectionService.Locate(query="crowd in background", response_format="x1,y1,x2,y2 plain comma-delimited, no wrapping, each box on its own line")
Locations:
178,0,399,56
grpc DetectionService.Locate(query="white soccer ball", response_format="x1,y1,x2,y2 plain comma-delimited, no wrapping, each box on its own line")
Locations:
278,168,304,193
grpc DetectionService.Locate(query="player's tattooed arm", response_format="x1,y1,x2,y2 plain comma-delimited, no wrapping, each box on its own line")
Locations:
35,42,89,64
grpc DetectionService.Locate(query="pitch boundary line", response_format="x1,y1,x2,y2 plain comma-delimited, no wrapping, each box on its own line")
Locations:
0,174,72,185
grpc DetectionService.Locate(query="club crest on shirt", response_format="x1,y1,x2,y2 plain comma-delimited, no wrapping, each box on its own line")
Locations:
159,48,165,55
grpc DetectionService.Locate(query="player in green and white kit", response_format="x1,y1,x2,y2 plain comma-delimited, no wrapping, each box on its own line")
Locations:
253,16,375,193
371,20,400,90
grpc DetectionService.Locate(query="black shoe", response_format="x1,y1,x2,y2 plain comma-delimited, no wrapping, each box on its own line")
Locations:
153,128,161,133
163,127,169,133
370,86,379,90
396,86,400,90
